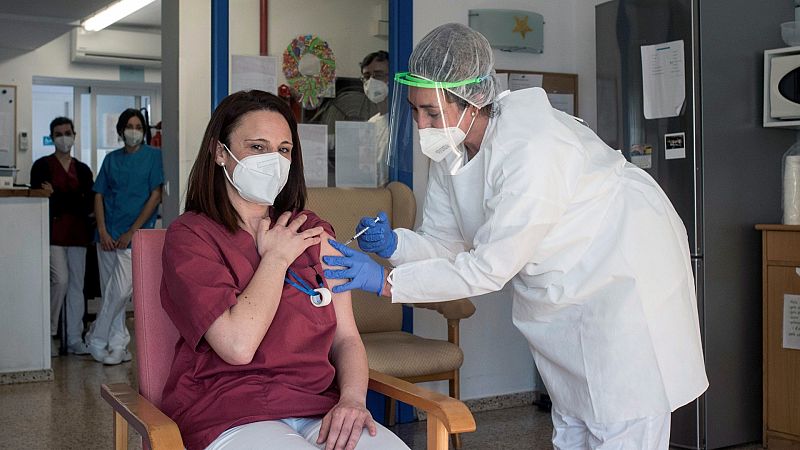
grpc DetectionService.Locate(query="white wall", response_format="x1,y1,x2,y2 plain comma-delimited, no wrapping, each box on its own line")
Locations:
160,0,211,224
230,0,261,57
0,31,160,185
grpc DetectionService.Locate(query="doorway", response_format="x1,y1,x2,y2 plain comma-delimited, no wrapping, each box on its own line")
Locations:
31,77,160,175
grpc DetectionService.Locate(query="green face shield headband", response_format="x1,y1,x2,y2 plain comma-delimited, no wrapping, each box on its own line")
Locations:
393,72,485,89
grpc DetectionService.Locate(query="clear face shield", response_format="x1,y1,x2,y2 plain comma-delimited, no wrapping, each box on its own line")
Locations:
387,72,484,176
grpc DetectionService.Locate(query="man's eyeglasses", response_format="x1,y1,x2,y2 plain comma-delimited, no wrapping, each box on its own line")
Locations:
361,71,388,82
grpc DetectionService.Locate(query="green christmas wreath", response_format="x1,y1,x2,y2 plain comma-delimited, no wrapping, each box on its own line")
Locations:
283,34,336,109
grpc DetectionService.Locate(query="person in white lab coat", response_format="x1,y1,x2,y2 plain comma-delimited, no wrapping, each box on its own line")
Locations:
323,23,708,449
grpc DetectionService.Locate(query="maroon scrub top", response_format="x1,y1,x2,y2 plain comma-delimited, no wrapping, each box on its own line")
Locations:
160,210,339,450
30,154,94,246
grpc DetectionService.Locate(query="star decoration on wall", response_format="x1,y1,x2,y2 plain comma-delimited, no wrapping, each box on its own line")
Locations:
513,15,533,39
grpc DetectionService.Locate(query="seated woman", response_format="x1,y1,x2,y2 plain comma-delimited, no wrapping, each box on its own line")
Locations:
160,90,409,450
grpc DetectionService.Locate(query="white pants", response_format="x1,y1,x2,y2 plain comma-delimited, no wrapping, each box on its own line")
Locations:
205,417,409,450
49,245,87,345
86,247,132,351
551,409,671,450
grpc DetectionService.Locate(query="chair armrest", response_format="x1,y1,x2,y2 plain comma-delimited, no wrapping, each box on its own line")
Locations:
368,369,476,434
101,383,184,449
411,299,476,321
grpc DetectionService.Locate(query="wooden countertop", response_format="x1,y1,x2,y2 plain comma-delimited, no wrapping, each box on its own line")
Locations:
755,224,800,231
0,189,50,198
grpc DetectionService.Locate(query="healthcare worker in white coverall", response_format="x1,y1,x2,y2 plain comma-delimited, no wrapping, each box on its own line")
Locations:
323,23,709,449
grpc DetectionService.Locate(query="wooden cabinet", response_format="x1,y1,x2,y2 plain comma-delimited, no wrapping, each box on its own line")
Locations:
757,225,800,448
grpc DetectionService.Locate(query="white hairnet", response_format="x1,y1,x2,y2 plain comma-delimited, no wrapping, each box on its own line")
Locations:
408,23,498,109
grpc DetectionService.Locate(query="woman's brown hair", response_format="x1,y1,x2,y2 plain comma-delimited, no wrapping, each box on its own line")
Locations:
185,90,306,232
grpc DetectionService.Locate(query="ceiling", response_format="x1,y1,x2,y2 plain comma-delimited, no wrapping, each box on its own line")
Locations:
0,0,161,62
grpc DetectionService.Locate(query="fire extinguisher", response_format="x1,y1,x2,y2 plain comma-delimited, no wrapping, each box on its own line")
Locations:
151,121,162,148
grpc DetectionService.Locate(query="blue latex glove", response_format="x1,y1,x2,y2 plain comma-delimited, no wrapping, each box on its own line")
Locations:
356,211,397,258
323,239,386,295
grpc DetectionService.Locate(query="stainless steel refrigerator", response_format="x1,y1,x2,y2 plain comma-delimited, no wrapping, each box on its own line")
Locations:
595,0,796,448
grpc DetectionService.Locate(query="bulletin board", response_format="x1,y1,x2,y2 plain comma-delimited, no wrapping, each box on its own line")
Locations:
0,85,16,167
495,70,578,116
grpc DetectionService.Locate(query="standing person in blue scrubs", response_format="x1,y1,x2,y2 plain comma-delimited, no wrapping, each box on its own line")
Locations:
86,108,163,365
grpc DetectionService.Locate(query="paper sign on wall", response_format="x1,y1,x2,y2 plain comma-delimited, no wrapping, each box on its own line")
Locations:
547,93,575,115
508,73,543,91
640,40,685,119
664,132,686,160
297,123,328,188
630,144,653,169
494,73,509,93
231,55,278,95
785,294,800,350
335,121,377,187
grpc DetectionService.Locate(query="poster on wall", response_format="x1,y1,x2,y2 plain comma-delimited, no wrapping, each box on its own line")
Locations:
665,132,686,160
231,55,278,95
640,40,685,119
508,73,543,91
630,144,653,169
784,294,800,350
335,121,377,187
0,86,16,167
547,93,575,115
103,113,119,148
297,123,328,187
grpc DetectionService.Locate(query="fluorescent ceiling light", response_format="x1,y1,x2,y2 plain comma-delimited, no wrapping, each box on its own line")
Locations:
82,0,156,32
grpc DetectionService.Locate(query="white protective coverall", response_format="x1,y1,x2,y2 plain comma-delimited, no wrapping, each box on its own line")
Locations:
387,87,708,424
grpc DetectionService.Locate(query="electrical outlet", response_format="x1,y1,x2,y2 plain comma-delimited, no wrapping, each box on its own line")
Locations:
18,131,29,152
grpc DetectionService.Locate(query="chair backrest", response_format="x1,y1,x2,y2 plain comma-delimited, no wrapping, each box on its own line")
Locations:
131,229,178,409
306,182,415,333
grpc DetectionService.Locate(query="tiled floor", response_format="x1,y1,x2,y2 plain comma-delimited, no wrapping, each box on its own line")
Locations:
0,327,765,449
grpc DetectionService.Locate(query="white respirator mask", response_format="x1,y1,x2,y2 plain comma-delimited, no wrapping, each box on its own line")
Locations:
220,143,291,205
123,129,144,147
364,78,389,104
54,136,74,154
418,106,475,163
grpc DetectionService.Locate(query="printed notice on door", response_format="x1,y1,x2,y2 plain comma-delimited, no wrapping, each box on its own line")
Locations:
784,294,800,350
640,40,685,119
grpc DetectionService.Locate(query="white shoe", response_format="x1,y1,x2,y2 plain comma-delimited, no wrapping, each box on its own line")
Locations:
67,341,90,355
89,344,109,363
103,348,132,365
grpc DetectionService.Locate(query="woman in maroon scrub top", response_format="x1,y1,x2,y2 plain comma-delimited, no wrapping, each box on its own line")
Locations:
160,90,409,450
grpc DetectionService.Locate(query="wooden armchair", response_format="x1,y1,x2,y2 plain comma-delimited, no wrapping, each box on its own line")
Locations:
100,229,475,450
307,182,476,449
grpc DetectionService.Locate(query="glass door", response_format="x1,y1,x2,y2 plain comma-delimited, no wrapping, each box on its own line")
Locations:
33,78,161,176
92,92,136,173
86,86,159,174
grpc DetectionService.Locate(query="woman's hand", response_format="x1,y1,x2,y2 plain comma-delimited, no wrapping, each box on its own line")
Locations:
98,229,116,251
316,397,377,450
116,230,133,249
256,212,324,266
